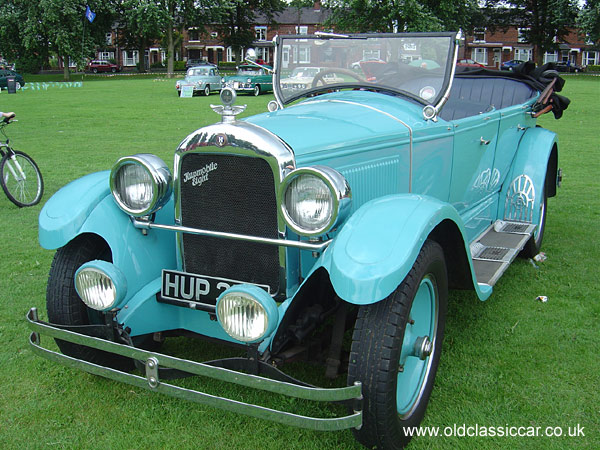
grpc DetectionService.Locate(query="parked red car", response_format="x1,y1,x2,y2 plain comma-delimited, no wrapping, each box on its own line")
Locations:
457,59,485,68
87,60,121,73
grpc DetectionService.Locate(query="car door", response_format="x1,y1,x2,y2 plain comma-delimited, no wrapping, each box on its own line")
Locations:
448,109,501,236
209,69,220,90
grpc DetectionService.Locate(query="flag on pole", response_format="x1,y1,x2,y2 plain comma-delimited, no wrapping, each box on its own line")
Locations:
85,5,96,23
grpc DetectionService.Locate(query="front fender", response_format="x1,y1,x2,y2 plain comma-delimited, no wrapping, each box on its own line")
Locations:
39,171,177,304
320,194,490,304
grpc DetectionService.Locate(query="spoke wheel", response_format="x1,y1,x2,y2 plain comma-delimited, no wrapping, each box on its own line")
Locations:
521,167,549,258
1,150,44,207
348,240,448,449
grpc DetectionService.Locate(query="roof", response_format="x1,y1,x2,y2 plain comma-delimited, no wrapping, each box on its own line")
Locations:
255,6,331,25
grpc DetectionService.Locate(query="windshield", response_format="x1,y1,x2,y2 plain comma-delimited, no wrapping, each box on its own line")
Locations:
187,68,210,77
275,33,457,106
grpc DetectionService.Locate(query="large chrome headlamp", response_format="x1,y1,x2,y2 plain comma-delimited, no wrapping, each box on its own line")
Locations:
110,154,172,216
280,166,351,236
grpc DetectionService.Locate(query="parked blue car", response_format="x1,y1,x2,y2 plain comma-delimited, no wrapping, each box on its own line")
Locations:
29,32,568,449
501,59,526,71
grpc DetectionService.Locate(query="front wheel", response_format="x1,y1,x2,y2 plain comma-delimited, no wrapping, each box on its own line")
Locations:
204,85,210,96
253,85,261,96
1,150,44,207
46,235,133,370
348,240,448,449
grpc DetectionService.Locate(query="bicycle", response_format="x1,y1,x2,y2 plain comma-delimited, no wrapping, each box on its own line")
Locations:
0,116,44,207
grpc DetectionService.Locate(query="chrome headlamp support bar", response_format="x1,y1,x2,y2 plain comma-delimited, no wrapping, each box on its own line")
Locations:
132,218,332,252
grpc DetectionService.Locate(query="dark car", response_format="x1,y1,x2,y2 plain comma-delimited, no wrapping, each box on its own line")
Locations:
457,58,485,68
500,59,526,71
186,59,208,69
555,61,584,73
87,60,121,73
0,69,25,90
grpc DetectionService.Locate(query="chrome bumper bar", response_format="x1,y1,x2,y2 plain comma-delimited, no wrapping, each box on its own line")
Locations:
26,308,362,431
132,218,332,252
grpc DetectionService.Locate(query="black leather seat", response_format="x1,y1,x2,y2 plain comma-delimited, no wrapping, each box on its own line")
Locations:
440,77,537,121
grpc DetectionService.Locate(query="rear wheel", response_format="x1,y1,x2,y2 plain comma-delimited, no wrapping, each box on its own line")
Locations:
253,85,261,96
46,235,133,371
0,150,44,207
348,240,448,449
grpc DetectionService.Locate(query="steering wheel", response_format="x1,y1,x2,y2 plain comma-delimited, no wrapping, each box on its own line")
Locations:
311,68,366,88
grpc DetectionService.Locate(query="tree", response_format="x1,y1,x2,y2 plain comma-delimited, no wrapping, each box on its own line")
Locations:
215,0,286,64
0,0,115,78
578,0,600,46
323,0,480,33
119,0,169,72
158,0,216,78
483,0,579,65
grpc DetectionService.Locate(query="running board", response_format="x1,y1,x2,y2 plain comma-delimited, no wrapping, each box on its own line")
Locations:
471,220,536,287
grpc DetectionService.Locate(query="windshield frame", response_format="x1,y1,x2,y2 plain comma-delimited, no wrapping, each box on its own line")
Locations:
273,32,458,111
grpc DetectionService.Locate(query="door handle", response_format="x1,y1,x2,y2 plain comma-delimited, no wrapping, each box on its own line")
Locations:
480,137,491,145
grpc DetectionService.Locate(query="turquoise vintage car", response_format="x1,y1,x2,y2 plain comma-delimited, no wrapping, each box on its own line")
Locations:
28,32,569,449
222,64,273,96
175,63,221,96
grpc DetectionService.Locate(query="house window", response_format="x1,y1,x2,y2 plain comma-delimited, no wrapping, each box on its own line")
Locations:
473,28,486,44
226,47,234,63
363,50,381,60
298,46,311,63
583,51,598,65
105,33,112,45
99,52,114,61
256,47,269,63
255,26,267,41
514,48,532,61
295,26,308,35
189,29,200,41
518,28,530,43
122,50,139,66
210,31,218,38
543,51,558,64
473,48,487,65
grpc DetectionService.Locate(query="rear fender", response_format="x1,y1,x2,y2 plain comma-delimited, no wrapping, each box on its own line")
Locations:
319,194,492,304
499,126,558,222
39,171,177,304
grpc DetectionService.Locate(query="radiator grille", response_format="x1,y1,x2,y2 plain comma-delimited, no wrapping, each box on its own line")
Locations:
179,153,280,301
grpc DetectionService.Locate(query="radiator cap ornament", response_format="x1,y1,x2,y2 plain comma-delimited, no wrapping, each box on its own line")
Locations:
210,87,247,123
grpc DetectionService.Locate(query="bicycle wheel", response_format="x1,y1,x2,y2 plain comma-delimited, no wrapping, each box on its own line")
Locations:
1,150,44,207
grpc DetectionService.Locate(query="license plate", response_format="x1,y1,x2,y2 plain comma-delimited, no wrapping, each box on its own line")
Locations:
160,269,271,308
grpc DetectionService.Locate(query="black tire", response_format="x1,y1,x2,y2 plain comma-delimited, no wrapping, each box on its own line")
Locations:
92,68,98,74
204,85,210,96
253,85,261,96
46,235,133,371
348,240,448,449
111,67,116,73
1,150,44,207
521,176,548,258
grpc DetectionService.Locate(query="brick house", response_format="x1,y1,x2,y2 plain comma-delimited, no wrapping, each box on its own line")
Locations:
464,26,598,69
182,1,331,66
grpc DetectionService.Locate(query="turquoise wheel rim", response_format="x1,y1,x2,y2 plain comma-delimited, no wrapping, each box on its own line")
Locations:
396,274,439,418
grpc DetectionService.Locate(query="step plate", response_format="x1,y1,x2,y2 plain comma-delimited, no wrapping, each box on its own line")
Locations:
471,220,536,286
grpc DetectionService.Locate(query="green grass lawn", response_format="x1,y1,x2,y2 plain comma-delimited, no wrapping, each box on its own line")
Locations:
0,75,598,449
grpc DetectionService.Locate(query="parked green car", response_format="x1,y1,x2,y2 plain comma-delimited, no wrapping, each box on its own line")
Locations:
222,64,273,96
0,69,25,90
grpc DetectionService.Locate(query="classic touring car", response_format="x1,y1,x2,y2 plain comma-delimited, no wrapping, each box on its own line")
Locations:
28,32,568,449
222,63,273,96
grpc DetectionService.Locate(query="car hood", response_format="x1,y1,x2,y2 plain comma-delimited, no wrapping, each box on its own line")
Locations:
244,90,423,162
225,75,258,82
